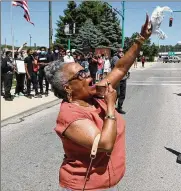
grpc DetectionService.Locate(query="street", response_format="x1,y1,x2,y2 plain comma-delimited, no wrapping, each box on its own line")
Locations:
1,62,181,191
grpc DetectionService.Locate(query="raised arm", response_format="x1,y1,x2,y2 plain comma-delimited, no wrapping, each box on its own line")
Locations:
98,14,152,89
17,42,27,53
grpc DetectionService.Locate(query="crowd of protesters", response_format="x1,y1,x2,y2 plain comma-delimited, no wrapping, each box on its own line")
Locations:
1,44,142,114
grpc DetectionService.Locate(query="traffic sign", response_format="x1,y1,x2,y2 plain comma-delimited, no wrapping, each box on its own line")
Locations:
168,52,175,56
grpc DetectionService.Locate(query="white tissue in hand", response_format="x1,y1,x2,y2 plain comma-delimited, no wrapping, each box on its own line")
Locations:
150,6,173,40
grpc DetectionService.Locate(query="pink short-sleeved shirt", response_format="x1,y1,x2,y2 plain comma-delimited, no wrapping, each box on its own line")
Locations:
55,98,126,191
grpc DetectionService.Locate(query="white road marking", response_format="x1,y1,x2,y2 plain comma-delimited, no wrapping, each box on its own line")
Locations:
149,77,181,79
147,68,181,71
129,81,181,83
127,83,181,86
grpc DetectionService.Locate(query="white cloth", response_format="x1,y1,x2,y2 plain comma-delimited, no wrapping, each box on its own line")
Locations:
150,6,173,40
104,59,111,73
63,55,75,63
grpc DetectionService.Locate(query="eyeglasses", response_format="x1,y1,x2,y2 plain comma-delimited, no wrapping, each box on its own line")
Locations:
64,69,90,85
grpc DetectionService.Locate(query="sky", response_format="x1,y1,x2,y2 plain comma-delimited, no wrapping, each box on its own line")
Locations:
1,1,181,48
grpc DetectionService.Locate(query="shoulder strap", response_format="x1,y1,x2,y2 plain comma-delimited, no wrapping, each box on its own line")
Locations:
82,134,101,191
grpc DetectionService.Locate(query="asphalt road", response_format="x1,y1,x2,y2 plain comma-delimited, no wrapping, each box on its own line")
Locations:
1,62,181,191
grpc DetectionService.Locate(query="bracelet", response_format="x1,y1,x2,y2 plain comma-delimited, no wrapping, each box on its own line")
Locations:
105,115,117,121
135,34,146,45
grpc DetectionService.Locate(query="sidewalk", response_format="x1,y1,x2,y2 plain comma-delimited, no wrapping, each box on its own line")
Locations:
129,61,157,71
1,91,58,121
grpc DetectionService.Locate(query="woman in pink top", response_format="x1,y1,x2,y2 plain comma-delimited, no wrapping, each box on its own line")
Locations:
45,15,152,191
96,54,104,82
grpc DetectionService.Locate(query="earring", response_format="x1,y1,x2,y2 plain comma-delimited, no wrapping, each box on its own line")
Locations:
67,92,72,102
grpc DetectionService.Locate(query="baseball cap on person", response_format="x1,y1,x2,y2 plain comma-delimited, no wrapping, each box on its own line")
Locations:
66,50,70,53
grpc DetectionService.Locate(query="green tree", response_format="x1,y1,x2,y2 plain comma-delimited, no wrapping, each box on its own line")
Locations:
55,1,122,50
74,19,105,50
76,1,105,26
99,6,122,51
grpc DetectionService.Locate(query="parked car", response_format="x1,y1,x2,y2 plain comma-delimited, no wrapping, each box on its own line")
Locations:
163,56,181,63
169,56,181,63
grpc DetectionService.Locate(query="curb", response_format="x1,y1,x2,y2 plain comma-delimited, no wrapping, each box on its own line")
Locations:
1,99,61,128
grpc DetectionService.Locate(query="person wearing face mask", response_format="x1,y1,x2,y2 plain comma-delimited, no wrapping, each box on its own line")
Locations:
52,45,64,62
1,51,15,101
63,50,75,63
38,47,50,96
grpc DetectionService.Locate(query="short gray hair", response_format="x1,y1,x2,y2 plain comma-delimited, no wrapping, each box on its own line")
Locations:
44,60,68,99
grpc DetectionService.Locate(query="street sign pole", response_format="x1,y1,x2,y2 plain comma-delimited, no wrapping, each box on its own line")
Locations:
49,0,53,49
68,38,71,50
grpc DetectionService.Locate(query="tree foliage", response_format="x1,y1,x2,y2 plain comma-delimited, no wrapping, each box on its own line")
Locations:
55,1,122,51
74,19,105,50
99,5,121,50
159,44,181,52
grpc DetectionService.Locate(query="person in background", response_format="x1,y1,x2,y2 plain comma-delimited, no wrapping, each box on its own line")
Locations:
1,51,14,101
37,50,41,55
63,50,75,63
80,54,89,71
103,54,111,77
38,47,50,96
111,48,129,114
14,53,25,97
47,48,53,62
134,57,138,68
60,49,66,58
32,52,42,97
96,54,104,82
1,53,5,96
14,43,27,97
24,49,41,99
88,52,98,84
141,56,145,67
52,45,61,61
74,54,82,65
72,52,78,63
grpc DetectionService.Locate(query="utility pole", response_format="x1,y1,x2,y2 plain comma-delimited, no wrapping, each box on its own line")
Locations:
121,1,125,49
29,34,32,47
5,38,7,48
49,0,53,49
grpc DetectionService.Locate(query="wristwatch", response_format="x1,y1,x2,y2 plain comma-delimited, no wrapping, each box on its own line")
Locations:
105,115,117,121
